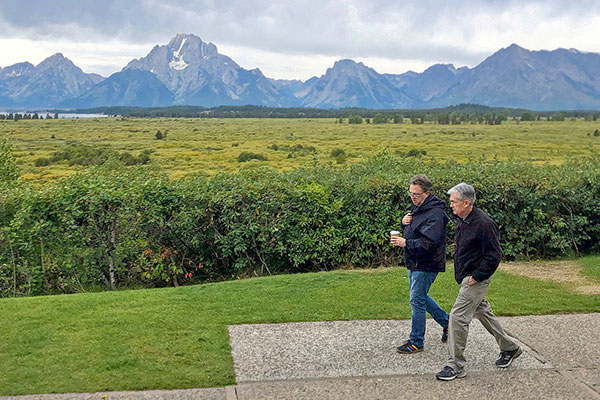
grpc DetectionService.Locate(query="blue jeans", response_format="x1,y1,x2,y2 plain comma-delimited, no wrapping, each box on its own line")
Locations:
408,270,449,347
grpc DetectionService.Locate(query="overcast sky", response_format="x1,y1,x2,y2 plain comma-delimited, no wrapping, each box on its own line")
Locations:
2,0,600,80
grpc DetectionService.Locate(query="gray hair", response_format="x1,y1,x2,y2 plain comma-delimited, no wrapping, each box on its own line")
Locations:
447,183,476,204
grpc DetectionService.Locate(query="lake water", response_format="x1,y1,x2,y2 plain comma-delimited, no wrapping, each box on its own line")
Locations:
0,112,108,119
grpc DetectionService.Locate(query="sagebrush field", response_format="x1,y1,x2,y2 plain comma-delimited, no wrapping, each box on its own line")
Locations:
3,117,600,181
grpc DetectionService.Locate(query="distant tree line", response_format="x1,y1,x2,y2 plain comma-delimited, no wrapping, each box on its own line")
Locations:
0,113,59,120
55,104,600,123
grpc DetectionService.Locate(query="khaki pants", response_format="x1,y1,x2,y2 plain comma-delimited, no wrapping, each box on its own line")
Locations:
445,276,519,373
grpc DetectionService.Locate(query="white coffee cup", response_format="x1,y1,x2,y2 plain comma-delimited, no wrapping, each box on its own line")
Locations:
390,230,400,237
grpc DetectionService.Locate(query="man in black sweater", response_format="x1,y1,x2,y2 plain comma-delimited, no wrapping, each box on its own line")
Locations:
436,183,522,381
391,174,449,354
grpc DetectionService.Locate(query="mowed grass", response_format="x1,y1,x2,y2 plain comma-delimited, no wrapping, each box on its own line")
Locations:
1,258,599,396
581,255,600,280
2,117,600,181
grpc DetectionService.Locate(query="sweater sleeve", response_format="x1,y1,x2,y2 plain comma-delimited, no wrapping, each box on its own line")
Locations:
472,219,502,282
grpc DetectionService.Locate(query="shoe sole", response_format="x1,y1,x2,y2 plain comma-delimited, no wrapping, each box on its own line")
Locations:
496,347,523,368
436,371,467,381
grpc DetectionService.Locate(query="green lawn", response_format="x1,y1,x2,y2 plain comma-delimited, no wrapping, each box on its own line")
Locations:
1,258,599,396
580,255,600,280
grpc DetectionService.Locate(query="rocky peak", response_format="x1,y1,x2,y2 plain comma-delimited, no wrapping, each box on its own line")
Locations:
164,33,224,71
167,33,207,53
321,59,379,83
126,33,238,76
506,43,528,53
37,53,80,73
485,43,531,65
329,59,366,73
422,63,457,75
0,62,35,79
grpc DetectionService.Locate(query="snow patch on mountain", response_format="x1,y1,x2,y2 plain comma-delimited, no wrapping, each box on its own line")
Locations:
169,37,189,70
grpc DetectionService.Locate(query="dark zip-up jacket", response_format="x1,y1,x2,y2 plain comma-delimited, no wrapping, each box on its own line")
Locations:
453,205,502,284
401,194,449,272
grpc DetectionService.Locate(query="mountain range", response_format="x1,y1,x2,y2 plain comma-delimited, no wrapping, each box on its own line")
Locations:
2,33,600,111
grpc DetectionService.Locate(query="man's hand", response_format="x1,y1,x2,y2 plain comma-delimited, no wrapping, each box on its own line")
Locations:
402,213,413,225
390,236,407,247
468,276,477,285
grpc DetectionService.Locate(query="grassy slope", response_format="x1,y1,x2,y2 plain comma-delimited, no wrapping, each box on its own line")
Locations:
1,258,599,396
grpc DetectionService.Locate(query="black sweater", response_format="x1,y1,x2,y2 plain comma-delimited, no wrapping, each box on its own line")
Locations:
453,205,502,284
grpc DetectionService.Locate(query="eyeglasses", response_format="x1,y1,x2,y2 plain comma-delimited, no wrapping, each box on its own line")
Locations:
408,191,425,198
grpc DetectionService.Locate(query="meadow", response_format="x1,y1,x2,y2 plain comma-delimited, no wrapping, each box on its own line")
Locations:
2,117,600,181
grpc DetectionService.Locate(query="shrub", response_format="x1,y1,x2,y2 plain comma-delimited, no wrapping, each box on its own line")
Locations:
270,144,316,154
34,157,51,167
2,153,600,297
237,152,267,162
372,113,387,124
47,146,151,166
348,115,363,124
0,135,18,183
521,112,535,121
137,150,152,164
330,148,346,158
406,149,427,157
395,149,427,158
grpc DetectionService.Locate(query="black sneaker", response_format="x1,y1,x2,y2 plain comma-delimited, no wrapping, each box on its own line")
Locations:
495,347,523,368
396,340,423,354
441,328,448,343
435,366,467,381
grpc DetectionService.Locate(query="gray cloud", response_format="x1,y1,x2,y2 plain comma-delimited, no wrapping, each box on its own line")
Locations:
2,0,600,78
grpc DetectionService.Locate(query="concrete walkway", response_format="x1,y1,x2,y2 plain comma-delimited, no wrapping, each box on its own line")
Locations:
2,313,599,400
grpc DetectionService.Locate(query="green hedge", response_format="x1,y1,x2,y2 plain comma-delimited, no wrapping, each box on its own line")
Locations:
1,154,599,297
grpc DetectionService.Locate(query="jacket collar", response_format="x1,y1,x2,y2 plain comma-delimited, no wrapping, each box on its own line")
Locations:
462,205,478,224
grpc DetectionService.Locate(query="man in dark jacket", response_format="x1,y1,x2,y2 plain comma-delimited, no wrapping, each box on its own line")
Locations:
391,174,450,354
436,182,522,381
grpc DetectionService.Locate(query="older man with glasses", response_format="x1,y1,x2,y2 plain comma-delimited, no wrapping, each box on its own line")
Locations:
391,174,450,354
435,182,522,381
